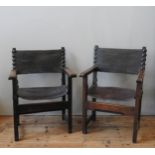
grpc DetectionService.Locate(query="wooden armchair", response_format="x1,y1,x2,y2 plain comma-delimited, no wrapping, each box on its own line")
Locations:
80,45,147,143
9,47,76,141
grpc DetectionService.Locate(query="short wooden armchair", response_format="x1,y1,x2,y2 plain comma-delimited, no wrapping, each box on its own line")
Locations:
80,45,147,143
9,47,76,141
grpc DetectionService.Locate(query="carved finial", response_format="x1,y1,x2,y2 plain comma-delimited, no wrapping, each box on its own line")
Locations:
141,47,147,70
12,48,16,69
61,47,65,52
61,47,65,67
12,48,16,52
94,45,99,64
94,45,99,51
93,45,99,87
142,46,147,52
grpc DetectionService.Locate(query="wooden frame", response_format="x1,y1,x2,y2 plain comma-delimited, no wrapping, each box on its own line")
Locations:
80,45,147,143
9,47,76,141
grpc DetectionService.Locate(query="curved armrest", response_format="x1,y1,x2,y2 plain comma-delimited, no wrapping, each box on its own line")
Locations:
135,70,145,97
136,69,144,83
63,67,76,78
80,65,97,77
8,69,17,80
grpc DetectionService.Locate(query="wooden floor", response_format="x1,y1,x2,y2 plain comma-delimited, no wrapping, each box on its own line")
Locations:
0,115,155,148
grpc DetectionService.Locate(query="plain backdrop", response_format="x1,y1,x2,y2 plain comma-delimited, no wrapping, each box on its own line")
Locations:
0,6,155,115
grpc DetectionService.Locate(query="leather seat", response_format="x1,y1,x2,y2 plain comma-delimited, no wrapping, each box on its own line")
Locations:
18,86,68,100
88,86,135,101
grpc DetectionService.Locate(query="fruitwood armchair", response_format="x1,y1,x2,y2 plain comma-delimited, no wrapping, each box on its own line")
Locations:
80,45,147,143
9,47,76,141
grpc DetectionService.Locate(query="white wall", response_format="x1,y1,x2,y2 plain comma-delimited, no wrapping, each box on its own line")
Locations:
0,6,155,115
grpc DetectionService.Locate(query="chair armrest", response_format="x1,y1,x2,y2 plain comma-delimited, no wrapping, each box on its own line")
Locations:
63,67,76,78
80,66,97,77
135,70,145,97
8,69,17,80
136,69,145,83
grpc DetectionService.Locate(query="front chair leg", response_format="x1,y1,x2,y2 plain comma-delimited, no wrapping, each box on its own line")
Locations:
132,113,138,143
14,113,19,141
133,96,141,143
138,94,142,129
13,96,19,141
68,77,72,133
82,77,88,134
133,95,142,143
82,107,87,134
62,96,66,120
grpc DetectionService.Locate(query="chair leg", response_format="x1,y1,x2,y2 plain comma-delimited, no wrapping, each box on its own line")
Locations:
132,114,138,143
14,113,19,141
13,95,19,141
62,109,66,120
92,110,96,121
62,96,66,120
17,115,20,126
68,107,72,133
82,107,87,134
132,96,141,143
82,77,88,134
92,98,96,121
138,95,142,129
68,78,72,133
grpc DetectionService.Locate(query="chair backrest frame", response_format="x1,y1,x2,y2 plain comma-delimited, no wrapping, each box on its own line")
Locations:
94,45,147,74
92,45,147,87
12,47,66,75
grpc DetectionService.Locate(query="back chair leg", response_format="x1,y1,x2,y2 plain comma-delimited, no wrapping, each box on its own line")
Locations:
68,107,72,133
92,98,96,121
62,109,66,120
17,115,20,126
92,110,96,121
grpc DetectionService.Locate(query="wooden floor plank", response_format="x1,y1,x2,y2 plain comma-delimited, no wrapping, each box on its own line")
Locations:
0,115,155,147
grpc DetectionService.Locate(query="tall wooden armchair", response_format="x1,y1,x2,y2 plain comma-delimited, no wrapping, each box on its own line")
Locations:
80,45,147,143
9,47,76,141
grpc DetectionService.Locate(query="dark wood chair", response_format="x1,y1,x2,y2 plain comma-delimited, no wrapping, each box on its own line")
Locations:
80,45,147,143
9,47,76,141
